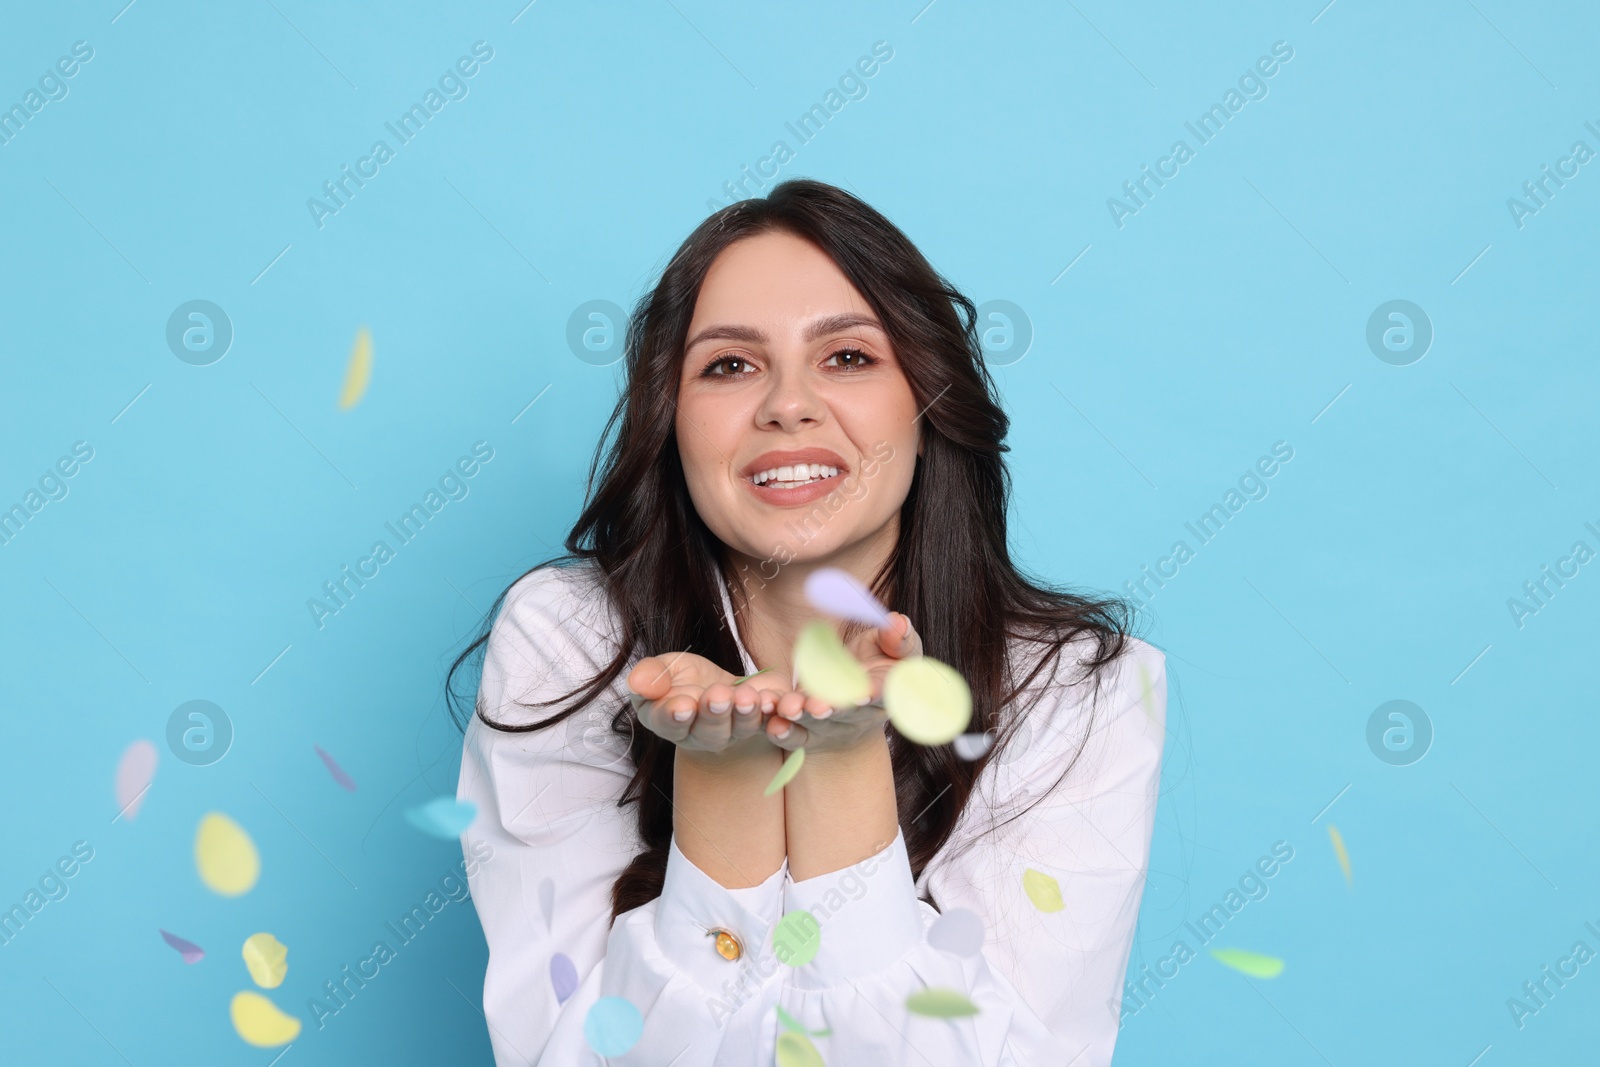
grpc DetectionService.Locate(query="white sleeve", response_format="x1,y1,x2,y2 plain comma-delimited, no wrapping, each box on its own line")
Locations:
769,638,1168,1067
457,566,793,1066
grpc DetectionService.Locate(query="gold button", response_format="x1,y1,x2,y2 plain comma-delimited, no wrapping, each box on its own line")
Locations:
709,928,741,961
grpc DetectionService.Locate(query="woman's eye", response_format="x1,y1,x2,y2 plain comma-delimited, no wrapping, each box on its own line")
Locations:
705,356,754,376
825,347,876,370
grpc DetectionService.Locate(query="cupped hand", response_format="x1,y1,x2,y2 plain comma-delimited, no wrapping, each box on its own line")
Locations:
767,612,924,754
627,652,786,757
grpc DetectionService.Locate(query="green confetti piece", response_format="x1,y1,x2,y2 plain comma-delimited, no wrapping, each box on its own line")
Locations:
776,1030,826,1067
1137,662,1157,724
1209,948,1285,979
793,622,871,708
1022,868,1064,913
905,987,980,1018
772,910,821,967
763,748,806,797
883,657,972,745
774,1005,830,1037
734,667,771,685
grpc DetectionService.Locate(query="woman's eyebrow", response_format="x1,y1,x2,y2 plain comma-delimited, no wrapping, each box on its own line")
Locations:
684,313,884,352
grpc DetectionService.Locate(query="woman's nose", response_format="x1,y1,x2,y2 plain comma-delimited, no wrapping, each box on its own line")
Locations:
756,364,825,430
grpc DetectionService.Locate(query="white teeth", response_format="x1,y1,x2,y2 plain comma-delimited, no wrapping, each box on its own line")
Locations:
750,464,841,487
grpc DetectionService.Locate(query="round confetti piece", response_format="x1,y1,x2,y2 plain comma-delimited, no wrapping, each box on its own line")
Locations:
927,907,985,956
1209,948,1285,979
583,996,643,1056
793,622,871,708
906,987,980,1018
951,732,994,761
776,1030,826,1067
242,932,288,989
550,952,578,1004
230,990,301,1047
404,797,477,839
772,910,821,967
1022,868,1063,913
195,813,260,897
884,657,972,745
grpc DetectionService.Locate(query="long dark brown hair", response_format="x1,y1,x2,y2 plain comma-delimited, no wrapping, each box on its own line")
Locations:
446,178,1137,924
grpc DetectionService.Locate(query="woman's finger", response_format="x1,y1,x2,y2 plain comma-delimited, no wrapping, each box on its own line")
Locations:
767,713,807,748
876,612,922,659
802,693,835,720
729,683,762,740
776,691,808,722
627,656,678,701
688,688,732,748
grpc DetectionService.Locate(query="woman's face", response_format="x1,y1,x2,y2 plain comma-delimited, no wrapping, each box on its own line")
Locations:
675,230,921,575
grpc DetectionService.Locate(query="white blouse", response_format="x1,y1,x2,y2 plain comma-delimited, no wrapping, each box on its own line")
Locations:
457,561,1166,1067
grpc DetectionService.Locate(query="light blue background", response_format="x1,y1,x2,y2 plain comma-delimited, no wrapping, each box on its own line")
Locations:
1,1,1596,1064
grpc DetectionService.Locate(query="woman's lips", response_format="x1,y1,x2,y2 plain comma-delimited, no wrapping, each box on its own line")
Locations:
741,469,845,507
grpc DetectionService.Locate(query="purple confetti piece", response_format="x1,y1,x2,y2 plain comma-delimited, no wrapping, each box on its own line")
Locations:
315,745,357,791
803,568,892,628
115,740,159,821
550,952,578,1004
927,907,984,956
159,928,205,964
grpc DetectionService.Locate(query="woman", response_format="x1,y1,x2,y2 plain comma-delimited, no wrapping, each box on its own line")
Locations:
448,178,1166,1066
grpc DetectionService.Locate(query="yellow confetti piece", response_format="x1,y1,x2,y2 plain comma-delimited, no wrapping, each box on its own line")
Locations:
230,990,301,1047
1022,867,1064,913
1327,824,1353,887
883,657,972,745
338,326,372,410
906,987,980,1017
195,812,260,896
1209,948,1285,979
764,748,806,796
242,932,288,989
793,621,871,708
776,1030,825,1067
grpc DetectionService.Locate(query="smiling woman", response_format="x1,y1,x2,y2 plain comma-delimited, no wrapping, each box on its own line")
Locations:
445,179,1166,1066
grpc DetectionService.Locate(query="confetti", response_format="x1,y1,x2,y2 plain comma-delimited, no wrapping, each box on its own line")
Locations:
763,748,806,797
951,732,994,761
159,928,205,964
195,813,260,897
775,1005,831,1037
803,567,892,628
927,908,984,956
1209,948,1285,979
1137,662,1160,726
906,987,980,1018
733,668,771,685
242,933,288,989
339,326,372,410
314,745,356,791
772,910,821,967
583,996,643,1057
1327,824,1353,887
405,797,477,839
792,621,871,708
114,739,159,821
776,1030,826,1067
550,952,578,1004
1022,868,1063,913
538,877,556,933
230,990,301,1047
884,657,972,745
